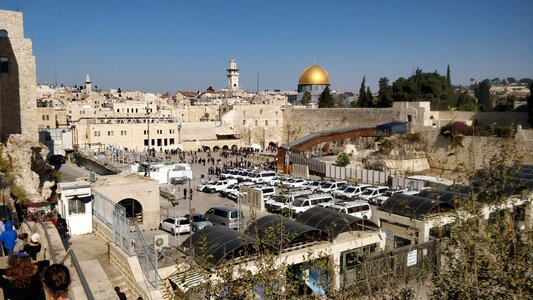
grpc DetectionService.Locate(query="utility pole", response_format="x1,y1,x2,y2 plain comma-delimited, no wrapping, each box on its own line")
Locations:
146,102,151,177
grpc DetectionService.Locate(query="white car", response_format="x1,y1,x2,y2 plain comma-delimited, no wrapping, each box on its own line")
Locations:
284,178,308,189
341,184,372,199
318,181,347,193
204,179,238,193
327,201,372,219
301,181,324,192
370,189,406,206
219,184,239,197
285,193,334,218
332,185,354,198
196,181,215,192
159,217,190,235
358,186,389,201
249,171,277,184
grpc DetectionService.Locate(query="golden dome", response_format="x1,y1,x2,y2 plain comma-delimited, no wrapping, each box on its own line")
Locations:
298,64,330,85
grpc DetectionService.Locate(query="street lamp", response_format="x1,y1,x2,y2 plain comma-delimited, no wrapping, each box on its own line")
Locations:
146,102,152,177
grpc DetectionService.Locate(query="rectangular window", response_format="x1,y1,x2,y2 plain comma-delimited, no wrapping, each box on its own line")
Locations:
68,199,86,215
144,130,147,135
157,139,162,146
42,115,46,120
169,138,175,145
243,120,246,125
151,139,155,146
121,130,127,136
144,139,148,146
169,129,175,134
107,131,114,136
0,57,8,73
164,139,168,146
265,120,268,126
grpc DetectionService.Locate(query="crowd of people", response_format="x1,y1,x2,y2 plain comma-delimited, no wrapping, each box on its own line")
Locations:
0,218,72,299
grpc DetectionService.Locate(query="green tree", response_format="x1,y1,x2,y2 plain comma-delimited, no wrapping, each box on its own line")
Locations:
475,79,492,111
455,91,477,111
300,91,311,106
392,69,452,110
358,76,366,106
317,86,334,108
527,82,533,126
359,86,373,107
335,152,350,167
494,95,516,112
377,77,394,107
506,77,516,84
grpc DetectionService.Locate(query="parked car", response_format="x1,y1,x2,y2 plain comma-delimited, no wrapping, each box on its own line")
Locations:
284,178,308,189
159,217,190,235
185,213,213,232
170,177,185,185
285,193,334,218
327,201,372,219
266,190,313,213
205,207,242,230
249,171,277,184
370,189,406,206
357,186,389,201
49,154,66,165
331,185,354,198
196,181,215,192
340,184,372,199
318,181,347,193
204,179,238,193
269,176,289,187
301,181,324,192
219,184,239,197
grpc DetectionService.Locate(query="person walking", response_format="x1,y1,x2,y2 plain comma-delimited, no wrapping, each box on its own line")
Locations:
0,221,17,261
22,233,42,260
115,286,127,300
56,215,69,250
42,263,71,300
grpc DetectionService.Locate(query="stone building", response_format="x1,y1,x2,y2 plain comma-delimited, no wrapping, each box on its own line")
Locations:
0,9,37,141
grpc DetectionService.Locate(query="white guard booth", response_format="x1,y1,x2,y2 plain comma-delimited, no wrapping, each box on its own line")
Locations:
57,181,93,236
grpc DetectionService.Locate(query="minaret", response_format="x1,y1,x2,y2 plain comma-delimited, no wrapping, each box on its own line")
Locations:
85,74,92,94
226,59,239,91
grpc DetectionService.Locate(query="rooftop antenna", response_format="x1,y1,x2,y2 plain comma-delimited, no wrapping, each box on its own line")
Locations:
313,58,317,65
256,72,259,94
54,69,57,87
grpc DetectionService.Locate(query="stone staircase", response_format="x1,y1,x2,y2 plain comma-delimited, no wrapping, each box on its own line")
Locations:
110,274,133,299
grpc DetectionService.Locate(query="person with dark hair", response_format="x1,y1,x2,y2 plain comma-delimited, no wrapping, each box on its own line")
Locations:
56,215,69,250
14,232,28,254
115,286,127,299
43,263,71,300
0,253,50,299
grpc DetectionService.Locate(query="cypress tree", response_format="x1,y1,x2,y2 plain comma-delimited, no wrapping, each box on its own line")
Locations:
318,86,334,108
358,76,366,106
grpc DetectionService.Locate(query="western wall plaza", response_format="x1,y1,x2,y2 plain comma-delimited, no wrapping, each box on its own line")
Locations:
1,4,533,300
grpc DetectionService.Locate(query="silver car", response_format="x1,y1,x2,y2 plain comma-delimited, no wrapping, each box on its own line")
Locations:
186,213,213,232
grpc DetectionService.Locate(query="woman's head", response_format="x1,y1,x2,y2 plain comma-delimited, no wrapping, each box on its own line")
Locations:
43,264,71,299
7,254,36,288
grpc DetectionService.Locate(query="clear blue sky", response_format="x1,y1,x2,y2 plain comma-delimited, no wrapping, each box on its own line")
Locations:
2,0,532,93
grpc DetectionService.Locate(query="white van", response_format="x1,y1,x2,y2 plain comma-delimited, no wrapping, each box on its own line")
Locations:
249,171,277,184
285,193,334,218
328,201,372,219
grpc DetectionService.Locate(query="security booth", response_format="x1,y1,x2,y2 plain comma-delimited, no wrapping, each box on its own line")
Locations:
57,181,93,236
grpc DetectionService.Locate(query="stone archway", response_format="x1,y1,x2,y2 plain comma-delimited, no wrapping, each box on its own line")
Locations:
213,146,220,152
222,145,229,151
231,145,238,151
118,198,143,223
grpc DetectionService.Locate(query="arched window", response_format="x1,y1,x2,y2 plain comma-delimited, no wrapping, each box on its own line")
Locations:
0,30,7,38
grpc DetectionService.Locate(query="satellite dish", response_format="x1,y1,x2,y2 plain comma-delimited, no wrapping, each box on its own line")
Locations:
155,238,164,247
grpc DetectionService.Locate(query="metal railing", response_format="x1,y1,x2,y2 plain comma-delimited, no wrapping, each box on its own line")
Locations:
60,249,95,300
132,221,160,288
36,218,57,264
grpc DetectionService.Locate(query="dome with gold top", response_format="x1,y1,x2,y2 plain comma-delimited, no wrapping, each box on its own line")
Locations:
298,65,330,85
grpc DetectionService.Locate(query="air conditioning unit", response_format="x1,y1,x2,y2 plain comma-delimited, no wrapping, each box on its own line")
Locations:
153,234,169,252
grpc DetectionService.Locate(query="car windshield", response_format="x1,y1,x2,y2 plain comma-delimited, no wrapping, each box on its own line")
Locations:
271,196,287,203
178,219,190,225
333,207,343,213
382,191,397,196
292,199,305,207
191,215,207,222
286,179,295,183
361,189,375,196
322,183,333,189
345,187,356,193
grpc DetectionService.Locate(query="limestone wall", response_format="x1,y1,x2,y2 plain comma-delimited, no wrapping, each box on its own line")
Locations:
0,10,37,141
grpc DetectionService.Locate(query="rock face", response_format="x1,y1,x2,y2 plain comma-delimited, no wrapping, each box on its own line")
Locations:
1,134,54,203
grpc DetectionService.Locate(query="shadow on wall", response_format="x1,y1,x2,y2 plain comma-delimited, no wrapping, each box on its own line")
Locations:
0,31,21,141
